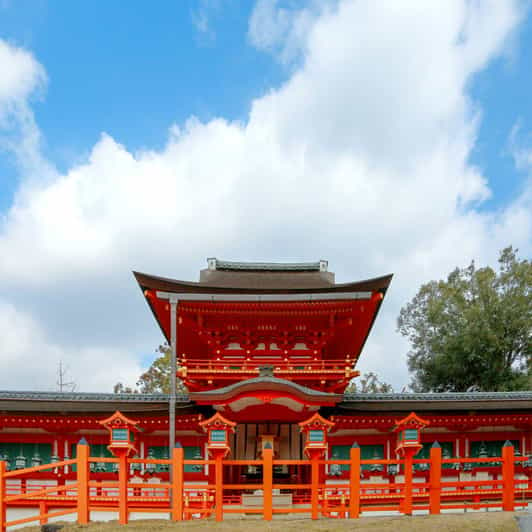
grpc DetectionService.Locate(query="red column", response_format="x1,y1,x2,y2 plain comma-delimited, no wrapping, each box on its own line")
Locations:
502,441,515,511
402,451,414,515
118,453,129,525
349,444,360,519
76,439,90,525
214,453,224,522
429,443,441,515
263,445,273,521
310,452,320,520
171,444,184,521
0,460,6,532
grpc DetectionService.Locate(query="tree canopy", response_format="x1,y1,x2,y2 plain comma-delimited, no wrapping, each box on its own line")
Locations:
397,247,531,392
114,344,186,394
345,372,393,393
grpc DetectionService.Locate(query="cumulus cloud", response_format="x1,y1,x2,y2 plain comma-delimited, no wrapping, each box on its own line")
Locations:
248,0,329,64
0,300,142,391
0,1,531,391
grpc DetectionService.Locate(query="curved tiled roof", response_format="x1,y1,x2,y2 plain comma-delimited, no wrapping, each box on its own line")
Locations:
0,390,188,402
133,270,393,294
189,376,342,403
339,391,532,412
342,391,532,402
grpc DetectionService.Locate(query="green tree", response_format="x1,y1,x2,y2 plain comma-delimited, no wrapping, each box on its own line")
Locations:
398,247,531,392
345,372,394,393
114,344,186,394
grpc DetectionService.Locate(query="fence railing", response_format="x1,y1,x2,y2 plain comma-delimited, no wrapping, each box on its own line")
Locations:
0,442,530,529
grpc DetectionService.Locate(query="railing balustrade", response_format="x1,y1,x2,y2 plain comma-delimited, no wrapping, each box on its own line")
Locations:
0,442,530,529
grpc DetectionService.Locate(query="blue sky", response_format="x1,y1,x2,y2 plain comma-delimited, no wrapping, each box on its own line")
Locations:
0,1,530,391
0,1,531,209
0,1,287,207
469,11,532,209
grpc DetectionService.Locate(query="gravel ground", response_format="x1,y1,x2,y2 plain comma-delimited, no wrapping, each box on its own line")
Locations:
19,512,525,532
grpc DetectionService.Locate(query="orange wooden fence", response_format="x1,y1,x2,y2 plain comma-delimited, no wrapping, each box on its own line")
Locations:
0,441,530,530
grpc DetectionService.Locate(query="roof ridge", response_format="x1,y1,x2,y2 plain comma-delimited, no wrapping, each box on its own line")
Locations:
212,259,324,272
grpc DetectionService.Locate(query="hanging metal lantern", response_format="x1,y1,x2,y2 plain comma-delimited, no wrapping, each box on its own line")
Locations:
330,449,341,476
478,442,488,459
131,455,141,473
15,451,27,470
3,453,11,471
490,449,500,467
370,448,383,473
31,448,42,468
96,453,107,473
193,448,203,472
159,450,169,473
146,448,156,474
387,464,398,475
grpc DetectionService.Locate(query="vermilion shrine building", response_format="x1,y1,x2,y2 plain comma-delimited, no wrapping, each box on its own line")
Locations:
0,259,530,485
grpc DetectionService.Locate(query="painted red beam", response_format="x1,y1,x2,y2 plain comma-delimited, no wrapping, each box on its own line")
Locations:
331,414,532,430
0,414,203,433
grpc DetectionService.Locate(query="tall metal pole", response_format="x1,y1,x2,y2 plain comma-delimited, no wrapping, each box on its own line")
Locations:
169,299,177,456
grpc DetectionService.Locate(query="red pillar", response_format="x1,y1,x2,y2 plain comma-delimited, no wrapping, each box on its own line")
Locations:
349,443,360,519
0,460,6,532
310,452,320,520
402,451,414,515
502,441,515,511
171,444,184,521
429,442,441,515
76,439,90,525
214,453,224,522
263,444,273,521
118,453,129,525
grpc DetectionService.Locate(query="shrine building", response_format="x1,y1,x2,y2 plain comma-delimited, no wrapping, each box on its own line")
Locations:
0,259,530,486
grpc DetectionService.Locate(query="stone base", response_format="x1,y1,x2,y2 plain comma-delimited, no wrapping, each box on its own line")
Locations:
242,493,293,507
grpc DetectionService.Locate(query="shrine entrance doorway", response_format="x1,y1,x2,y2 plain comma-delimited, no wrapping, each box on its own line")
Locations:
224,423,308,485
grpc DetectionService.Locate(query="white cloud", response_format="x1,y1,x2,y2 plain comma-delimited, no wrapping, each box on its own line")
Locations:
191,0,225,43
0,40,45,110
0,1,530,391
0,300,142,391
0,40,53,183
248,0,329,64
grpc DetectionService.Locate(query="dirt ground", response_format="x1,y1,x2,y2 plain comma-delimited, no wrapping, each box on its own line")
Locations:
20,512,525,532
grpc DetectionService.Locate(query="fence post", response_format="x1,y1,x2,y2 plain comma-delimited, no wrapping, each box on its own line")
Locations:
502,441,515,511
214,454,224,521
76,438,90,525
263,443,273,521
402,452,414,515
118,453,129,524
349,443,360,519
429,442,441,515
310,452,320,520
171,443,184,521
0,460,6,532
